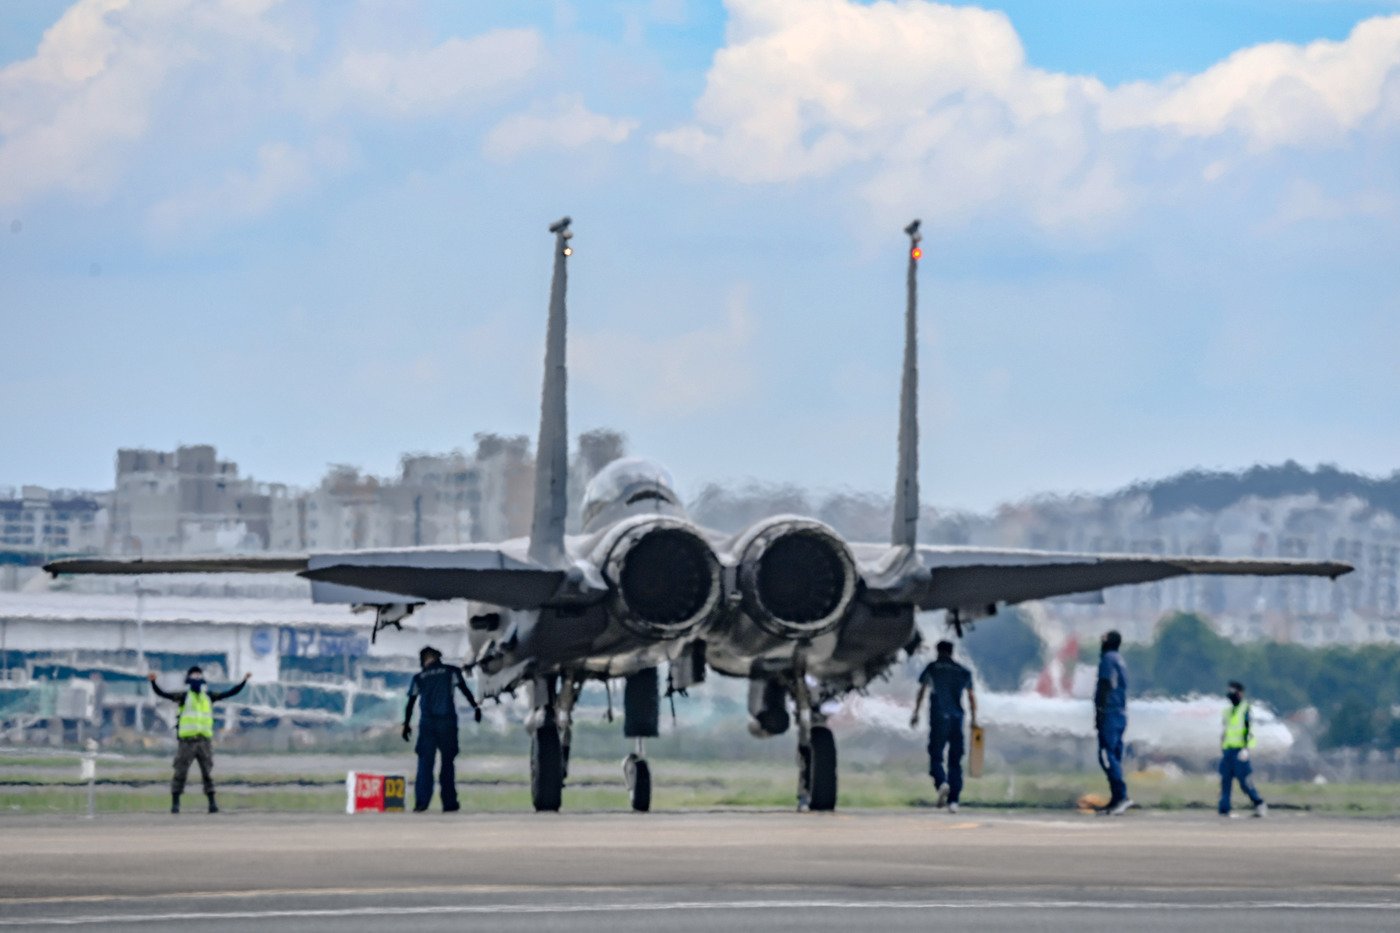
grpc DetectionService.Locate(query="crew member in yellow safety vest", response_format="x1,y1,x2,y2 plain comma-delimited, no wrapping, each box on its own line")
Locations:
1219,680,1267,818
148,666,250,814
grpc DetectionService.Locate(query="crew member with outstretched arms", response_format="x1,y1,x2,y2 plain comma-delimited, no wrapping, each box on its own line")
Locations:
147,666,250,814
403,646,482,812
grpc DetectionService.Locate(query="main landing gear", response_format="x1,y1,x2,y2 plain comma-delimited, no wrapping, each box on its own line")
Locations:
624,740,651,813
527,668,660,813
530,713,564,812
793,675,837,812
530,675,571,813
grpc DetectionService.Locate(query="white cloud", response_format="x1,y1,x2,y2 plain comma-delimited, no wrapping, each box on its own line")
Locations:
573,287,756,416
484,95,639,160
327,29,542,119
146,137,351,236
0,1,545,218
0,0,230,206
1104,16,1400,148
657,0,1400,229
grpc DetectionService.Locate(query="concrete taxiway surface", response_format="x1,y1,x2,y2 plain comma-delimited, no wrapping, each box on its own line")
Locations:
1,809,1397,930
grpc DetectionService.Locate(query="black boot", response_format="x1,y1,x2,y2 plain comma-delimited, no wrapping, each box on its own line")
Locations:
171,794,180,814
207,792,219,814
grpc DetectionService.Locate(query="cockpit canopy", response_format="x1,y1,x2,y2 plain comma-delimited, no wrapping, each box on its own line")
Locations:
580,458,682,531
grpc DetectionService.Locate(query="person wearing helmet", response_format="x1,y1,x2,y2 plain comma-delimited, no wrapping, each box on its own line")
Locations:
147,665,250,814
403,646,482,812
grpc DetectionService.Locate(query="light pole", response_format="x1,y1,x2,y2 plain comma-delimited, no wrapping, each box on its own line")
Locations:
134,583,157,732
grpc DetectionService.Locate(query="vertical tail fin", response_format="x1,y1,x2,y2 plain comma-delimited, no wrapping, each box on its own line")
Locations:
892,219,922,548
528,217,573,567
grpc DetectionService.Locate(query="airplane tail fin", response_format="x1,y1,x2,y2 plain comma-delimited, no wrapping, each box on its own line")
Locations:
1033,634,1082,697
891,220,922,548
528,217,573,567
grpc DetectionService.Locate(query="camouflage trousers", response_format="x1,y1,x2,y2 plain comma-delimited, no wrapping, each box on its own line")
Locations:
172,737,215,796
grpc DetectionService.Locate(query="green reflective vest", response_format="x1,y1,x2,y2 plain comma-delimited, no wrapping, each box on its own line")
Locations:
178,689,214,739
1222,701,1255,750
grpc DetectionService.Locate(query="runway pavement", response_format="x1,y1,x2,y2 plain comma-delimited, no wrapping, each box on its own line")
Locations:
1,808,1397,930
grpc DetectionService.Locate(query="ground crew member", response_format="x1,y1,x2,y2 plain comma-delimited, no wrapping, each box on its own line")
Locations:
147,666,249,814
910,640,977,813
1094,630,1134,815
403,646,482,812
1220,680,1268,818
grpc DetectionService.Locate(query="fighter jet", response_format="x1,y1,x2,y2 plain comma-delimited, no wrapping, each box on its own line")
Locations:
46,217,1352,813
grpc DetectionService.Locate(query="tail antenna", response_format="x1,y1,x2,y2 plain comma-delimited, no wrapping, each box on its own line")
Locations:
529,217,573,567
891,219,922,548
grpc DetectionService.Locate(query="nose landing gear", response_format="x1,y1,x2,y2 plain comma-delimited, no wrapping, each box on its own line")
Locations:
623,668,659,813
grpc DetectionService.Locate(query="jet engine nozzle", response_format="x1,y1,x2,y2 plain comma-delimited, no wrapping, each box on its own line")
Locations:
602,518,722,640
735,517,857,640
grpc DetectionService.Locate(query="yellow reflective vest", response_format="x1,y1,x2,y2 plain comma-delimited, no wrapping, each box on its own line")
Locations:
178,689,214,739
1222,701,1255,750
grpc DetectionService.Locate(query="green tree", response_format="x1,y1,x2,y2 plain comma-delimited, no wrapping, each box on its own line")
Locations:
962,609,1044,691
1383,716,1400,752
1322,696,1377,749
1150,613,1235,696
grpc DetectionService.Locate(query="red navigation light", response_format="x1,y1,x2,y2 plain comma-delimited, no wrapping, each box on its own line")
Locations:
911,247,922,260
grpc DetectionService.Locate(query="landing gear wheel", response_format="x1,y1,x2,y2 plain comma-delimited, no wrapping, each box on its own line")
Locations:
624,754,651,813
531,719,563,812
807,726,837,811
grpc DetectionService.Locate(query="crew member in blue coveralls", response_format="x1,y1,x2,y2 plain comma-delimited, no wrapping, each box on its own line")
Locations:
1095,630,1134,815
910,640,977,813
402,646,482,812
1219,680,1268,818
147,666,250,814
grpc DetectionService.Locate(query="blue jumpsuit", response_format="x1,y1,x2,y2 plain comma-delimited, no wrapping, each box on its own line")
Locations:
408,661,472,811
920,658,973,804
1096,650,1129,805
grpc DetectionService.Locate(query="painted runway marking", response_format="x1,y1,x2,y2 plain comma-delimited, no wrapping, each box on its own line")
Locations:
3,899,1398,926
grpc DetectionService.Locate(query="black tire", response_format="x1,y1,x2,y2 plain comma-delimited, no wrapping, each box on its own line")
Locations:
628,758,651,813
531,720,563,812
808,726,838,811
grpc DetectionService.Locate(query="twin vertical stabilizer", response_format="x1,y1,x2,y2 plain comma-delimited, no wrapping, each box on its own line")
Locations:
527,216,921,562
528,217,573,567
891,220,922,549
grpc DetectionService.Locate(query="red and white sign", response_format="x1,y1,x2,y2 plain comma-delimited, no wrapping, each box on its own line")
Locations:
345,771,406,813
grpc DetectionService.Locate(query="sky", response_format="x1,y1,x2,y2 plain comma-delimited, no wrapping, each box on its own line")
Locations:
1,0,1398,513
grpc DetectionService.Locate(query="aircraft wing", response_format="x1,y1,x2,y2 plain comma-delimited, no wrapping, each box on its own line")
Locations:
43,555,309,575
907,546,1352,611
45,546,570,610
299,547,568,608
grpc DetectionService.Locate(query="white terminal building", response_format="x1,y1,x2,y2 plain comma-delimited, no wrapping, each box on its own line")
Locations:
0,575,470,743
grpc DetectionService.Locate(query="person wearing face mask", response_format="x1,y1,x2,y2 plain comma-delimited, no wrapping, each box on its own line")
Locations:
1220,680,1267,818
147,666,250,814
